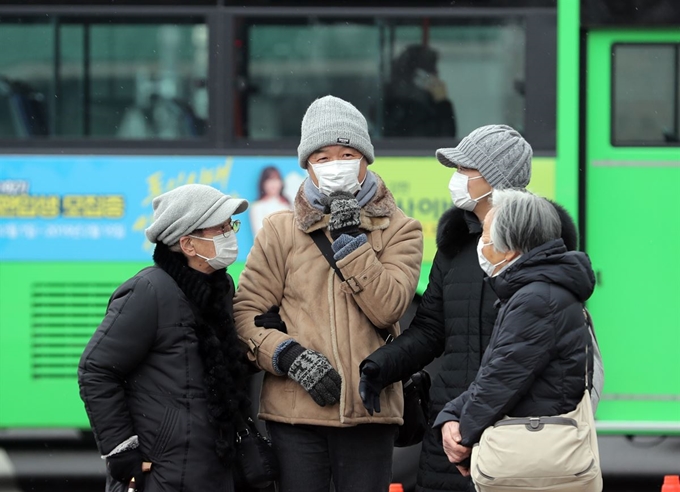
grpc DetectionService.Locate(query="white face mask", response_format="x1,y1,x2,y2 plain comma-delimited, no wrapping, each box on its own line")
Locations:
309,158,362,196
448,172,492,211
190,231,238,270
477,238,507,277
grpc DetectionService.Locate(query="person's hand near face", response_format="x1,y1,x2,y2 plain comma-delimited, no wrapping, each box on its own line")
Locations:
427,76,449,102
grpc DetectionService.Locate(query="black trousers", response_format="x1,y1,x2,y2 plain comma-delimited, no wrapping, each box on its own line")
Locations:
267,422,397,492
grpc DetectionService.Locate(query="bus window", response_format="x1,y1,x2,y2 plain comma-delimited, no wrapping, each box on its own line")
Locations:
612,44,680,146
0,17,208,140
0,20,51,138
235,16,526,142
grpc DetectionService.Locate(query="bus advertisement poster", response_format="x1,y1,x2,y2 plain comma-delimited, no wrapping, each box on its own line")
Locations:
0,155,555,263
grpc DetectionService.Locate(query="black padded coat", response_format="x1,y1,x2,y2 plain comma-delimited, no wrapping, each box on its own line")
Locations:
78,267,235,492
364,204,579,492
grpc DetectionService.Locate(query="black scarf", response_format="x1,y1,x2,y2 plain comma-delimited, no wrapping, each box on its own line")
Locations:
153,243,251,465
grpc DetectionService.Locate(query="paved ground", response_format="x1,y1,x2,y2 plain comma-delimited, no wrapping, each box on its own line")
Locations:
4,476,670,492
1,434,678,492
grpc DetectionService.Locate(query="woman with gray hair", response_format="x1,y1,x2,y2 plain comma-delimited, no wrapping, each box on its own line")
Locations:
434,189,596,477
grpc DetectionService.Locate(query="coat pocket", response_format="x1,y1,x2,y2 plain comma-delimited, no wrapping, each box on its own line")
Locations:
148,406,181,460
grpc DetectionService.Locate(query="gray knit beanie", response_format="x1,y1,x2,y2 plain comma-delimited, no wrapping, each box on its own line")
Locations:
436,124,532,189
297,95,375,169
145,184,248,245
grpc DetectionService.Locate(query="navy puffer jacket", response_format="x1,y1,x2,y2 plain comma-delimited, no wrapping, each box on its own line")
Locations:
364,204,578,492
434,239,596,446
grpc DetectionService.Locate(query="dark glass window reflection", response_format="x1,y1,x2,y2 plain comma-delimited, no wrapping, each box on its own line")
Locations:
612,44,680,146
235,17,526,141
0,17,208,139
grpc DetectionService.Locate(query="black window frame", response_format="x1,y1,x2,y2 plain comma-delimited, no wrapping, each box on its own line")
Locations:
610,42,680,148
0,4,557,156
0,5,217,152
581,0,680,28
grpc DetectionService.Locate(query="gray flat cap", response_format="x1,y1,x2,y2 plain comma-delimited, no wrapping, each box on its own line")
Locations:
436,124,532,189
145,184,248,245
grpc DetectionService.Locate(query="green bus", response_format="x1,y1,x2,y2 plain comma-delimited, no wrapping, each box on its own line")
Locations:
0,0,678,486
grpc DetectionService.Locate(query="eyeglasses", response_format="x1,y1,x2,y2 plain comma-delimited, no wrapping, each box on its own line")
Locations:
223,220,241,235
196,219,241,238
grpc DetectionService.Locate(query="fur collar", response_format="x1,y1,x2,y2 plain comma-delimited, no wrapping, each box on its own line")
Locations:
294,174,398,232
435,200,580,259
436,207,481,258
549,200,578,252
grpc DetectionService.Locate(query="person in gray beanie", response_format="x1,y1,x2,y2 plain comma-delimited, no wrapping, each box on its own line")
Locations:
359,125,580,492
234,95,423,492
79,184,253,492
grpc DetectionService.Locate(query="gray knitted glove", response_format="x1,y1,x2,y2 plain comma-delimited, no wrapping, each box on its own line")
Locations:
280,344,342,407
290,349,342,407
323,191,361,240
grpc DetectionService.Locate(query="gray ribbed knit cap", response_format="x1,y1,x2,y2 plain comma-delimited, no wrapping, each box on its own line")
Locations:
297,95,375,169
436,124,532,189
145,184,248,245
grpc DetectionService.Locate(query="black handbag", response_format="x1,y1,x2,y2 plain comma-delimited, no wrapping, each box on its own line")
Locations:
394,359,431,447
374,328,431,448
309,230,432,448
234,415,280,489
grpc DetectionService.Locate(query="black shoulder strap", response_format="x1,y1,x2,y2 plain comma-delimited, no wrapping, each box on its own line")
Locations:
309,229,346,282
309,229,393,343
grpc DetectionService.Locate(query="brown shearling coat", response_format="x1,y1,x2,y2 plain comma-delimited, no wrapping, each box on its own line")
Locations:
234,174,423,427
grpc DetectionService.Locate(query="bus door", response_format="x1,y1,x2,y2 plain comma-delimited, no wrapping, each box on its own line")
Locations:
586,29,680,433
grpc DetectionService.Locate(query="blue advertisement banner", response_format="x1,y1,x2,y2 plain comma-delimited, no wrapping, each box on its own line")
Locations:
0,155,305,261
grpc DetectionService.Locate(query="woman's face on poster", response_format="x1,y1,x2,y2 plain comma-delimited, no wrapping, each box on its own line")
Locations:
264,175,283,197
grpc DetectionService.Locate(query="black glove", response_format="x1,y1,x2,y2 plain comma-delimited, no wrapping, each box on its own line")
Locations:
323,191,361,240
254,305,287,333
359,360,384,416
278,342,342,407
106,448,145,491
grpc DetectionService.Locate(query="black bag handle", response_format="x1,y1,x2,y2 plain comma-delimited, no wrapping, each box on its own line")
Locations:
308,229,392,344
309,229,345,282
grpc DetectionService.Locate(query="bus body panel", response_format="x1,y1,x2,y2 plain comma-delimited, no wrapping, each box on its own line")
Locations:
586,29,680,433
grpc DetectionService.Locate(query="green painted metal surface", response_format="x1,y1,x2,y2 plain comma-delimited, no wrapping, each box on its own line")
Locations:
0,261,246,429
586,29,680,432
556,0,581,220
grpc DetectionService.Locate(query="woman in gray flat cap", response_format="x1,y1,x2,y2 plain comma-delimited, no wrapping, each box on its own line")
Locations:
360,125,581,492
78,184,250,492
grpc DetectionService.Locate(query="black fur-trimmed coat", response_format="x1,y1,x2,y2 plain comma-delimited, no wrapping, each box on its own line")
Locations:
365,203,578,492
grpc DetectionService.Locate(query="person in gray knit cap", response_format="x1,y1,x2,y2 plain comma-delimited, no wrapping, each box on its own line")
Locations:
79,184,252,492
234,95,423,492
360,125,580,492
